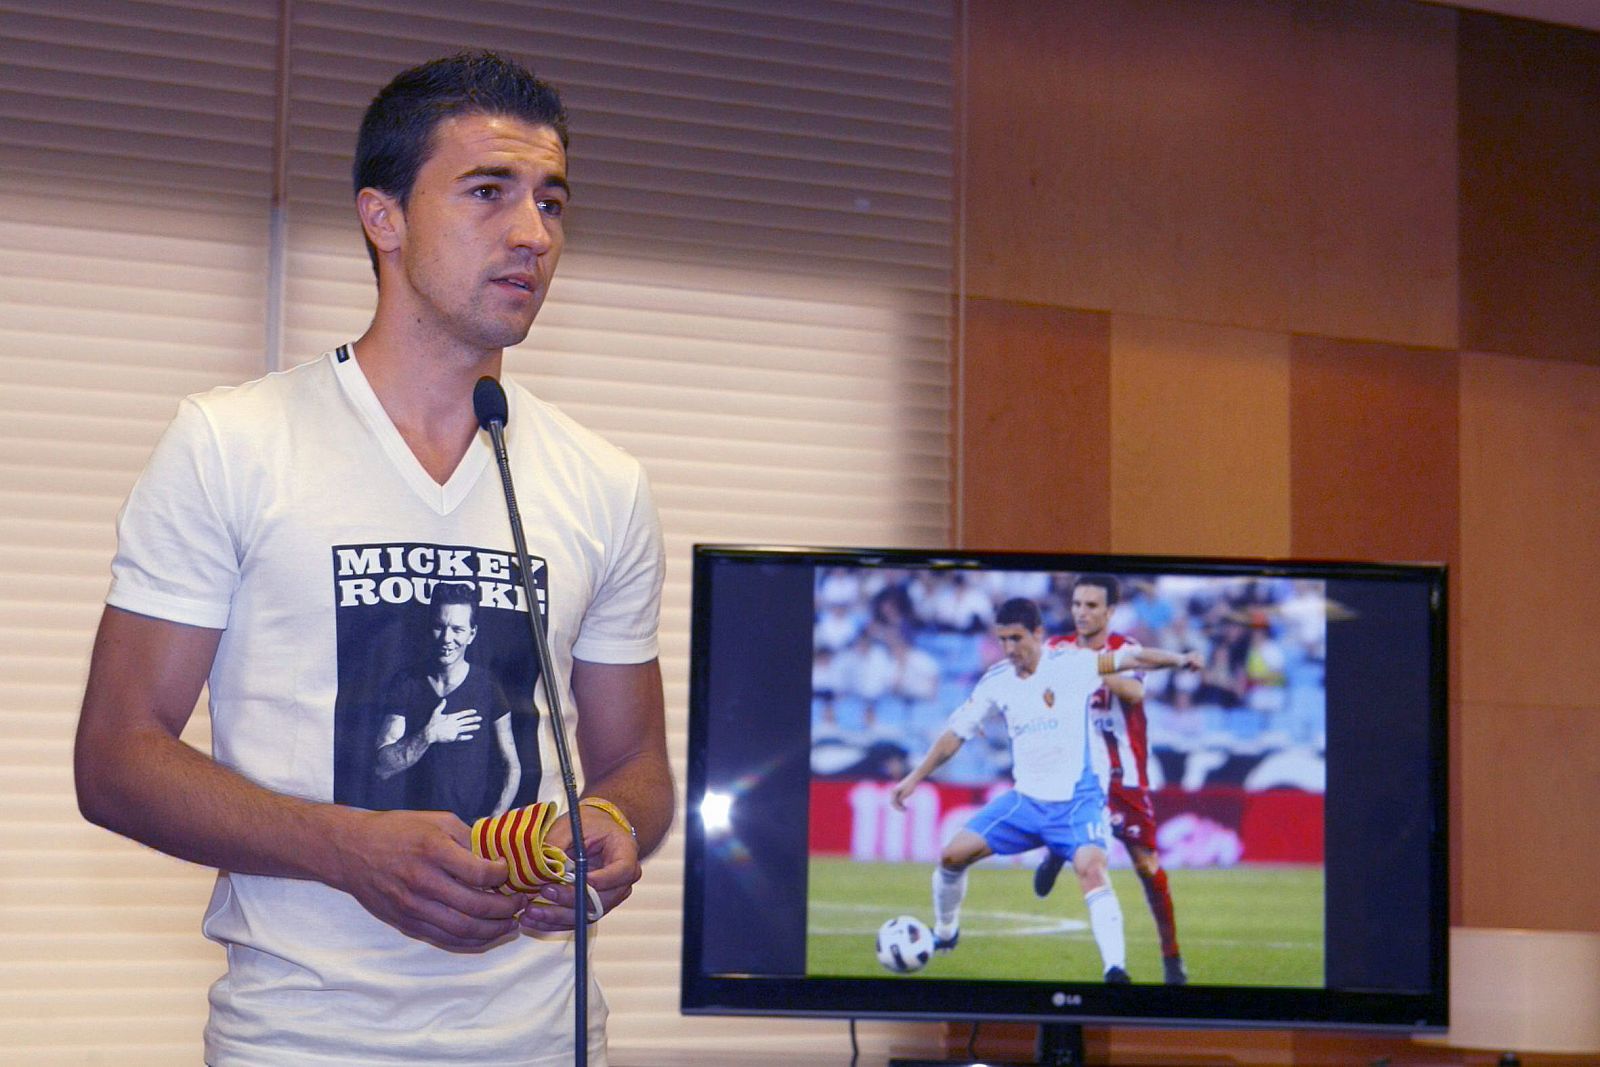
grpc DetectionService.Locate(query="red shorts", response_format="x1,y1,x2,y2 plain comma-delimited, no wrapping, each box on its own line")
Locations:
1107,782,1158,849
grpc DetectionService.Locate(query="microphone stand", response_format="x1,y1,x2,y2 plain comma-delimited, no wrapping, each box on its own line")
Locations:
474,375,590,1067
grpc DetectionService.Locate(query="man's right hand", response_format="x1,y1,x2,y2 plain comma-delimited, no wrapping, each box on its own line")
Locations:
423,698,482,743
329,808,528,951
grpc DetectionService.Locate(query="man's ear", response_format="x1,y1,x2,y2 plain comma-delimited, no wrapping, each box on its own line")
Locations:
356,187,404,255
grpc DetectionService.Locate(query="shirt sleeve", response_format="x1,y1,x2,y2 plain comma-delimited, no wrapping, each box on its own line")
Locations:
570,464,665,665
943,672,994,740
105,397,239,629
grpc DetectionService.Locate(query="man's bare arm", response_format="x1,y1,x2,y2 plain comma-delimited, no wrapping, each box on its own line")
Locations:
571,656,674,856
890,729,964,811
1101,646,1202,674
1103,673,1145,704
374,711,425,780
74,606,525,950
521,656,673,930
491,713,521,817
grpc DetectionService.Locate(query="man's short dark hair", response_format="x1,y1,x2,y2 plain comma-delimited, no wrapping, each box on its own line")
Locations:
994,597,1042,631
353,50,569,273
1073,573,1121,605
431,581,478,625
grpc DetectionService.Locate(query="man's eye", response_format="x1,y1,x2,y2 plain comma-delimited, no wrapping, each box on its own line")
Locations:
538,198,565,218
471,185,501,200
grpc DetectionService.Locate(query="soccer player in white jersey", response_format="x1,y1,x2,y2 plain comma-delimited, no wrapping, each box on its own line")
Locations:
890,597,1201,983
1036,574,1189,985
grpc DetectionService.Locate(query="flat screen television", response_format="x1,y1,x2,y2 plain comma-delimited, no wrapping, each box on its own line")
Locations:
681,545,1447,1064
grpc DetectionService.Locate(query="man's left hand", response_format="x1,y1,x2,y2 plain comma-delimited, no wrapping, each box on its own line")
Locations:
517,804,640,931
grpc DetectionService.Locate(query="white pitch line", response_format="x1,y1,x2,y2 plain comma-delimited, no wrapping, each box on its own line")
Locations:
811,900,1088,936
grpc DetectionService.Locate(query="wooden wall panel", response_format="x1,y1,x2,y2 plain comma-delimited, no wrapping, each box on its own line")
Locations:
1457,352,1600,704
957,297,1110,551
961,0,1114,310
1291,1,1458,347
961,0,1457,347
1099,0,1303,334
1457,700,1599,930
1108,315,1291,556
1459,13,1600,364
1457,352,1600,930
1288,336,1459,566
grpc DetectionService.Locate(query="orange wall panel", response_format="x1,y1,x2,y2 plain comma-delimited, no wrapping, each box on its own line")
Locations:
958,297,1111,551
1459,13,1600,364
1456,352,1600,930
1458,352,1600,704
1458,699,1600,930
1290,1,1458,347
1108,315,1291,557
961,0,1114,311
1288,336,1459,567
961,0,1457,347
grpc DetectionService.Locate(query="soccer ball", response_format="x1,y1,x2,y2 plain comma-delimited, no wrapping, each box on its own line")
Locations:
875,915,934,974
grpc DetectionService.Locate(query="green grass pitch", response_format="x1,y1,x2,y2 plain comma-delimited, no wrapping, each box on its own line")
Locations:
807,857,1324,987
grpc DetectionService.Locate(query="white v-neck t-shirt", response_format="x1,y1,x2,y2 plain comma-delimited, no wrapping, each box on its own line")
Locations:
106,346,664,1066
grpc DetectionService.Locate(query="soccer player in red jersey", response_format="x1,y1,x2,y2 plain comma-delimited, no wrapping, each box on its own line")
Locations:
1038,574,1188,985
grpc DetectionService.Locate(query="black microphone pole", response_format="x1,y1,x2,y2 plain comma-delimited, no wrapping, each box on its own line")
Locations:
473,375,590,1067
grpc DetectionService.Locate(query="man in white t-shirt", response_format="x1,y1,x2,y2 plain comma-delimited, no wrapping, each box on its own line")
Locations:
374,581,521,822
73,51,673,1066
889,597,1199,983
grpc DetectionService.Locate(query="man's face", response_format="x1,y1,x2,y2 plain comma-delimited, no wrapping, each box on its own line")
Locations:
995,623,1043,675
1071,584,1112,644
431,602,477,668
381,112,569,354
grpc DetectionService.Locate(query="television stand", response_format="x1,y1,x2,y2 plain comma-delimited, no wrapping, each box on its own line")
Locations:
890,1022,1084,1067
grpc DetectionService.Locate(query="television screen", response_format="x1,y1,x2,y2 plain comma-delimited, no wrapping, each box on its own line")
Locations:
681,545,1447,1047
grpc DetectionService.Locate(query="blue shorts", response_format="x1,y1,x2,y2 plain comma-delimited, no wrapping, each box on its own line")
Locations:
966,780,1109,860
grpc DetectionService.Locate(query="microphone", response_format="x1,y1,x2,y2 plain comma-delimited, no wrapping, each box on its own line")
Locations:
473,375,592,1067
472,374,509,428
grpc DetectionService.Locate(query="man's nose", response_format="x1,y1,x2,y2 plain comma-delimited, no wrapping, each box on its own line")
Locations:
510,198,553,254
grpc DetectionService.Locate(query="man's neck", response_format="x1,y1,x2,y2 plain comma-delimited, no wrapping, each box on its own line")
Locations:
350,322,503,485
429,659,471,694
1077,629,1107,650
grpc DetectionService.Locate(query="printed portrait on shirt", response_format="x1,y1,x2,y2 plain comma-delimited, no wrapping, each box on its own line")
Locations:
330,541,546,822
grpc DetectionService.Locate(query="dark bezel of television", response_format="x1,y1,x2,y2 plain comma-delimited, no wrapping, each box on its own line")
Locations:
681,545,1448,1037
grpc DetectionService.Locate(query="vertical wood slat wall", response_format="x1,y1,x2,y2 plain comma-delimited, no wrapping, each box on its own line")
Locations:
956,1,1600,1061
0,2,952,1062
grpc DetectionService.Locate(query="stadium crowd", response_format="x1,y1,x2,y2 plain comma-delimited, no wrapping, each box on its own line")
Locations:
810,568,1327,792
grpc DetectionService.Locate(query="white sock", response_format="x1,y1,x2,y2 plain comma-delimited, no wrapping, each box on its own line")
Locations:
932,865,967,938
1085,885,1126,973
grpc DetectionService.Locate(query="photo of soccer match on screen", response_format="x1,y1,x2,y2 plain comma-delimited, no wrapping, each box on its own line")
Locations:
804,567,1328,988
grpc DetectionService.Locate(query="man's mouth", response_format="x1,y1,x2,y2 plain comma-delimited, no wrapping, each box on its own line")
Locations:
494,274,535,292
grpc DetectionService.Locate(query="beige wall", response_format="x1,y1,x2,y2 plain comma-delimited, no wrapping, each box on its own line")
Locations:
956,2,1600,1061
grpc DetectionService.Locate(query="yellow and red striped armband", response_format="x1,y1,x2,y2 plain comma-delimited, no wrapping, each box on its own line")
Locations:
471,801,570,896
